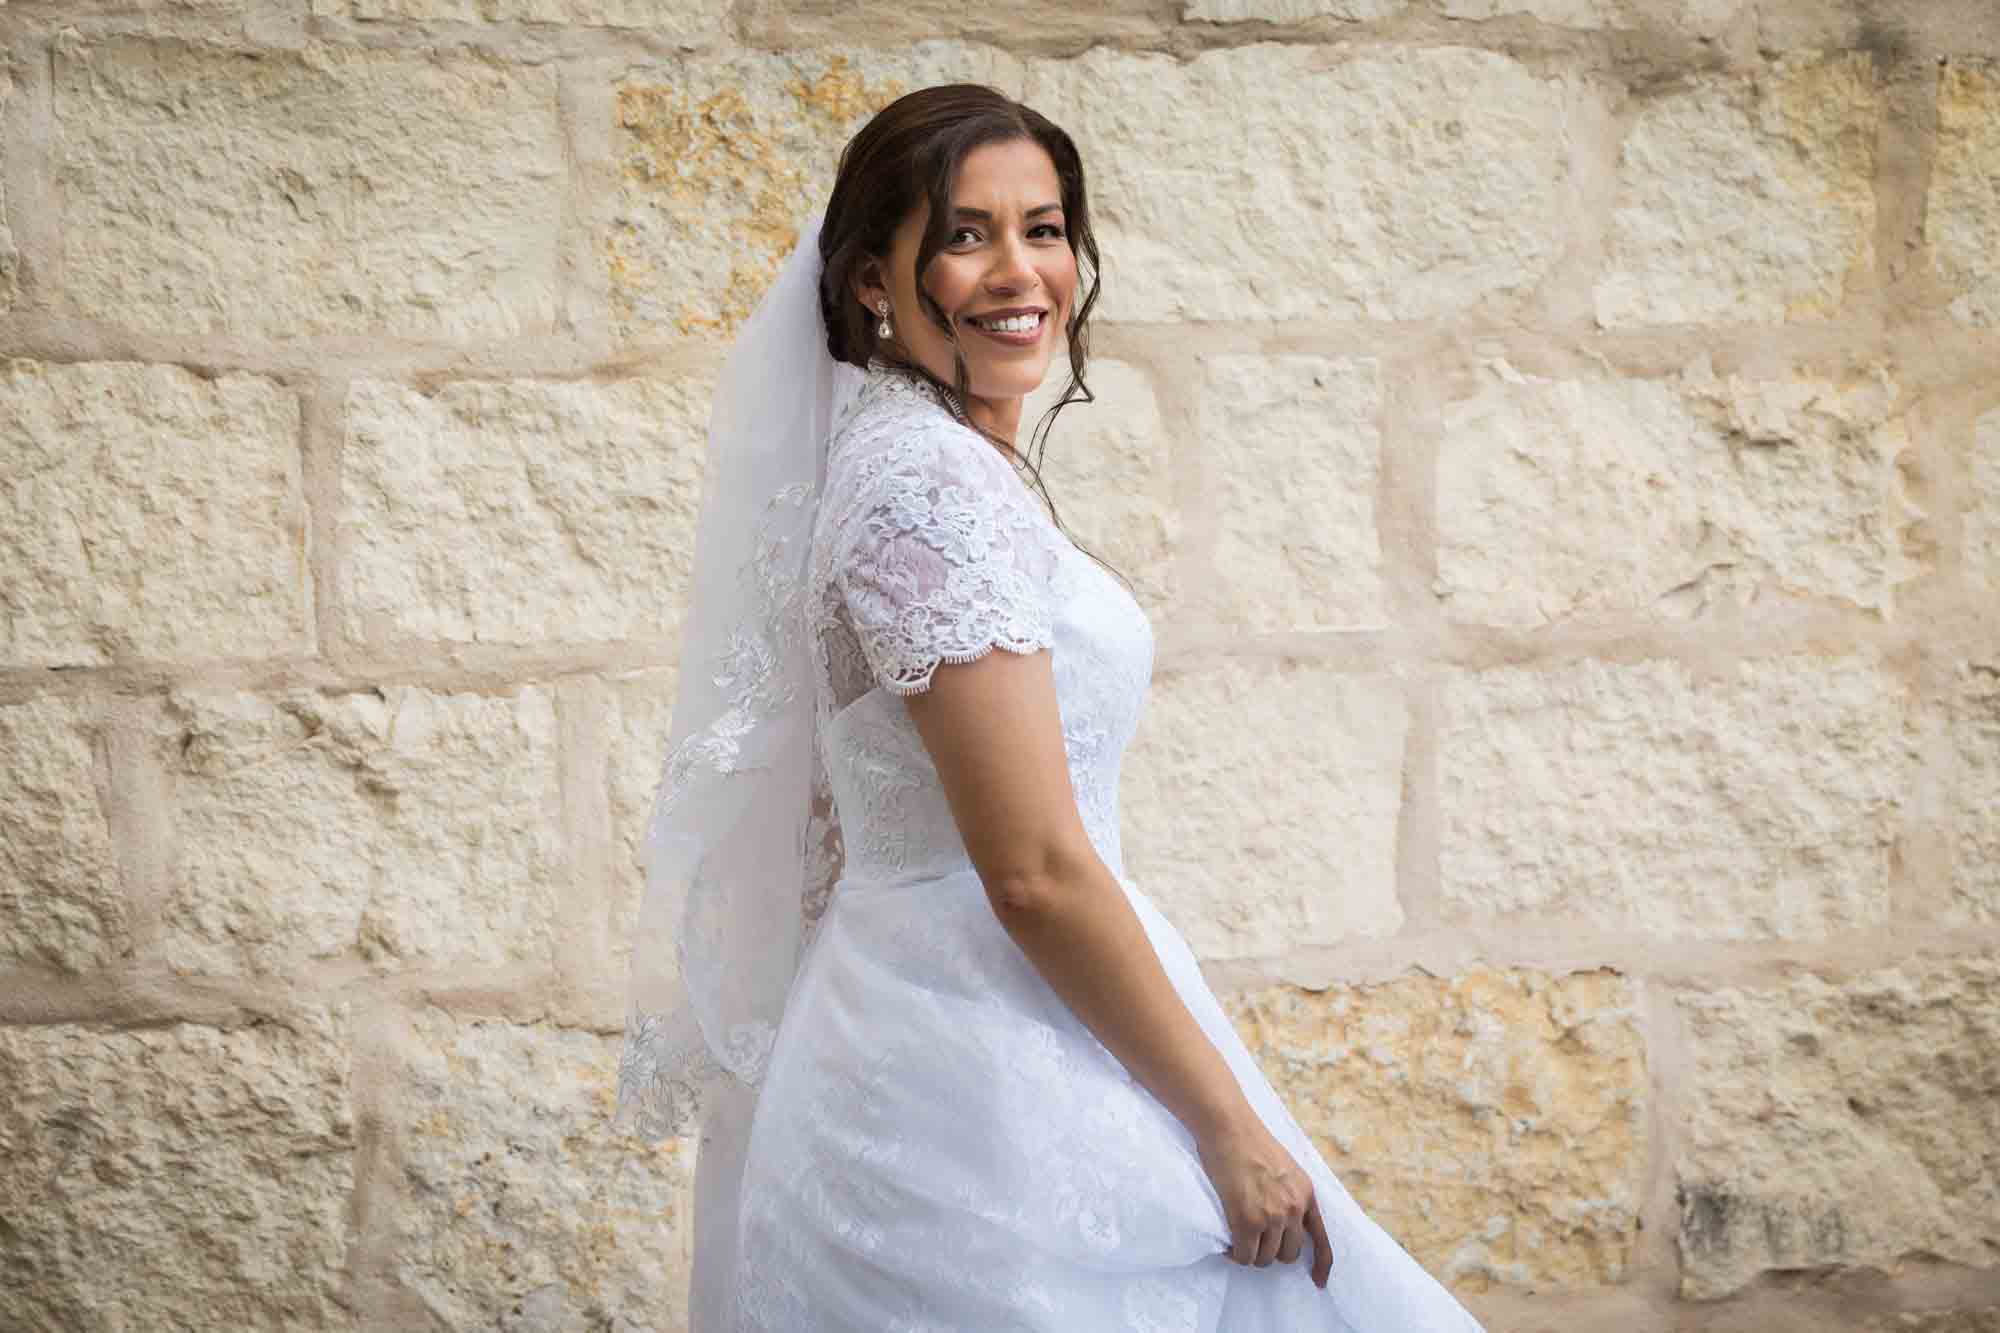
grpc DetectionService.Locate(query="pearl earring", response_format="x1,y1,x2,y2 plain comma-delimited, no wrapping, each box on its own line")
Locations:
876,299,892,341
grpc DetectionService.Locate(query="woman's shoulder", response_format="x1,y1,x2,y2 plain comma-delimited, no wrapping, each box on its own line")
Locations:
828,362,1017,498
818,365,1063,578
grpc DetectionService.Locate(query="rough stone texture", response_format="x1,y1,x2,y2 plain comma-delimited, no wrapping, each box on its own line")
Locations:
1865,1314,2000,1333
1123,662,1405,960
313,0,728,41
735,0,1162,52
383,1008,697,1329
0,1010,355,1331
0,697,123,974
1677,958,2000,1299
55,39,562,340
1027,45,1570,323
1971,408,2000,589
1596,52,1879,326
0,60,16,312
53,0,250,8
0,359,308,668
1440,0,1743,30
1928,59,2000,327
607,667,678,975
1184,0,1406,21
609,46,1022,341
1436,358,1917,626
1948,661,2000,924
1226,969,1646,1291
336,374,708,650
1196,355,1385,631
1022,359,1180,619
157,687,563,976
1441,655,1916,938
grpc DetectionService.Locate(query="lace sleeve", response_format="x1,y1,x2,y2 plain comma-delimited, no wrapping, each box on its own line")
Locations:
835,423,1064,697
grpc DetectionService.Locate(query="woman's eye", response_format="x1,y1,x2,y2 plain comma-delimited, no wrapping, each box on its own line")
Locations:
949,224,1064,245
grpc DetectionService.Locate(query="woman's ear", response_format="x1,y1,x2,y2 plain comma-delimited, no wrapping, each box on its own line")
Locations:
850,257,887,317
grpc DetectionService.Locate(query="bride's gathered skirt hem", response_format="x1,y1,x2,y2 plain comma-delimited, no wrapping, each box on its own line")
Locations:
731,867,1486,1333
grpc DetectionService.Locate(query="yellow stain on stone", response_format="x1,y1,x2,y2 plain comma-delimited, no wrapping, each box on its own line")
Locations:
1767,51,1880,319
1928,58,2000,297
609,57,906,339
1937,56,1998,127
1224,968,1646,1293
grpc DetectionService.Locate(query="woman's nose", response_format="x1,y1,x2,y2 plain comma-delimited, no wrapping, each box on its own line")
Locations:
984,231,1037,293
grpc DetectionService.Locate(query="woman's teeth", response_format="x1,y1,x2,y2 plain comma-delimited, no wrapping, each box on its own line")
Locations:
969,312,1042,333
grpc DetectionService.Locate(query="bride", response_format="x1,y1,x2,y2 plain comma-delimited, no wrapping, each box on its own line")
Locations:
617,83,1486,1332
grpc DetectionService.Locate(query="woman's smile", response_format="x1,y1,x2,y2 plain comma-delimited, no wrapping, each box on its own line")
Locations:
964,307,1049,345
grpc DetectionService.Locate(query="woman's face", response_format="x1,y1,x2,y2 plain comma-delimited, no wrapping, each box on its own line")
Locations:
857,137,1078,420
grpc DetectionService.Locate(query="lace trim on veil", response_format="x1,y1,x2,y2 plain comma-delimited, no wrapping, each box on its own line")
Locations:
615,474,837,1141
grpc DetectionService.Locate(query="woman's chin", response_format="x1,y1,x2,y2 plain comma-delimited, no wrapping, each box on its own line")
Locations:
964,358,1053,403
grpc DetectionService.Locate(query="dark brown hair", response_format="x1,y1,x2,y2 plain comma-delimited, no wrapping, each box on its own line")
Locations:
817,84,1129,592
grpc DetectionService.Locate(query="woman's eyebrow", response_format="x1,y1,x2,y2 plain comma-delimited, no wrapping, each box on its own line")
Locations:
951,204,1064,221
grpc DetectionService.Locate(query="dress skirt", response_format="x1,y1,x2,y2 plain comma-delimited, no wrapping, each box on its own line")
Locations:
731,867,1486,1332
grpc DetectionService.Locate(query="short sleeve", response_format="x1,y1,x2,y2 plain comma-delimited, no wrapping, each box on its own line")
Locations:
835,425,1064,697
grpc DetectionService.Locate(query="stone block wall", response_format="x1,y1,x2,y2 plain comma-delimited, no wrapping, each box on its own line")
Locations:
1,0,1995,1328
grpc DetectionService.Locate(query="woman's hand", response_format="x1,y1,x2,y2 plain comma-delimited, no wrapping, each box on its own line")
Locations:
1196,1114,1334,1289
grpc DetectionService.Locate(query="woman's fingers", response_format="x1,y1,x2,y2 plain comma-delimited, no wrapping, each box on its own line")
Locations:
1306,1194,1334,1289
1202,1121,1328,1280
1254,1223,1282,1266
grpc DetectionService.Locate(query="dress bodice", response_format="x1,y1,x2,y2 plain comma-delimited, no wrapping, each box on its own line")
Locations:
806,363,1156,894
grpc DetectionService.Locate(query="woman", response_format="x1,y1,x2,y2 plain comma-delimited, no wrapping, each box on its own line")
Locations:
617,84,1486,1332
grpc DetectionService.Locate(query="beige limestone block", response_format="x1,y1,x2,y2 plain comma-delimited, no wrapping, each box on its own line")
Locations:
1971,408,2000,588
1193,354,1383,630
314,0,727,40
1440,0,1742,31
1027,44,1569,324
1948,660,2000,923
1677,958,2000,1299
1441,655,1915,938
1437,358,1916,626
1022,359,1180,618
0,1009,355,1330
157,687,563,975
609,46,1022,342
336,374,707,650
607,667,678,973
383,1008,696,1328
0,696,123,973
1183,0,1407,20
1928,59,2000,327
54,39,561,340
1596,52,1879,326
0,360,308,667
1227,969,1645,1291
1122,661,1405,961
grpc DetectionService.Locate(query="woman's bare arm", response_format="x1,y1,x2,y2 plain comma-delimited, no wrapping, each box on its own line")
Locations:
901,643,1253,1144
903,643,1333,1283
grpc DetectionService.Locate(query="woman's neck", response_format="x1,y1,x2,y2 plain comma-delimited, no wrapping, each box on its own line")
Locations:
872,355,1022,448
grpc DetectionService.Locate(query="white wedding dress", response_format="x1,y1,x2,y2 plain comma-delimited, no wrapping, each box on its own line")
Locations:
726,361,1485,1332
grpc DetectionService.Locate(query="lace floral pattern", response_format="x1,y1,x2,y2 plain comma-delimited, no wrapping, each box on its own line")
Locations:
814,366,1070,700
615,471,833,1141
799,363,1152,891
